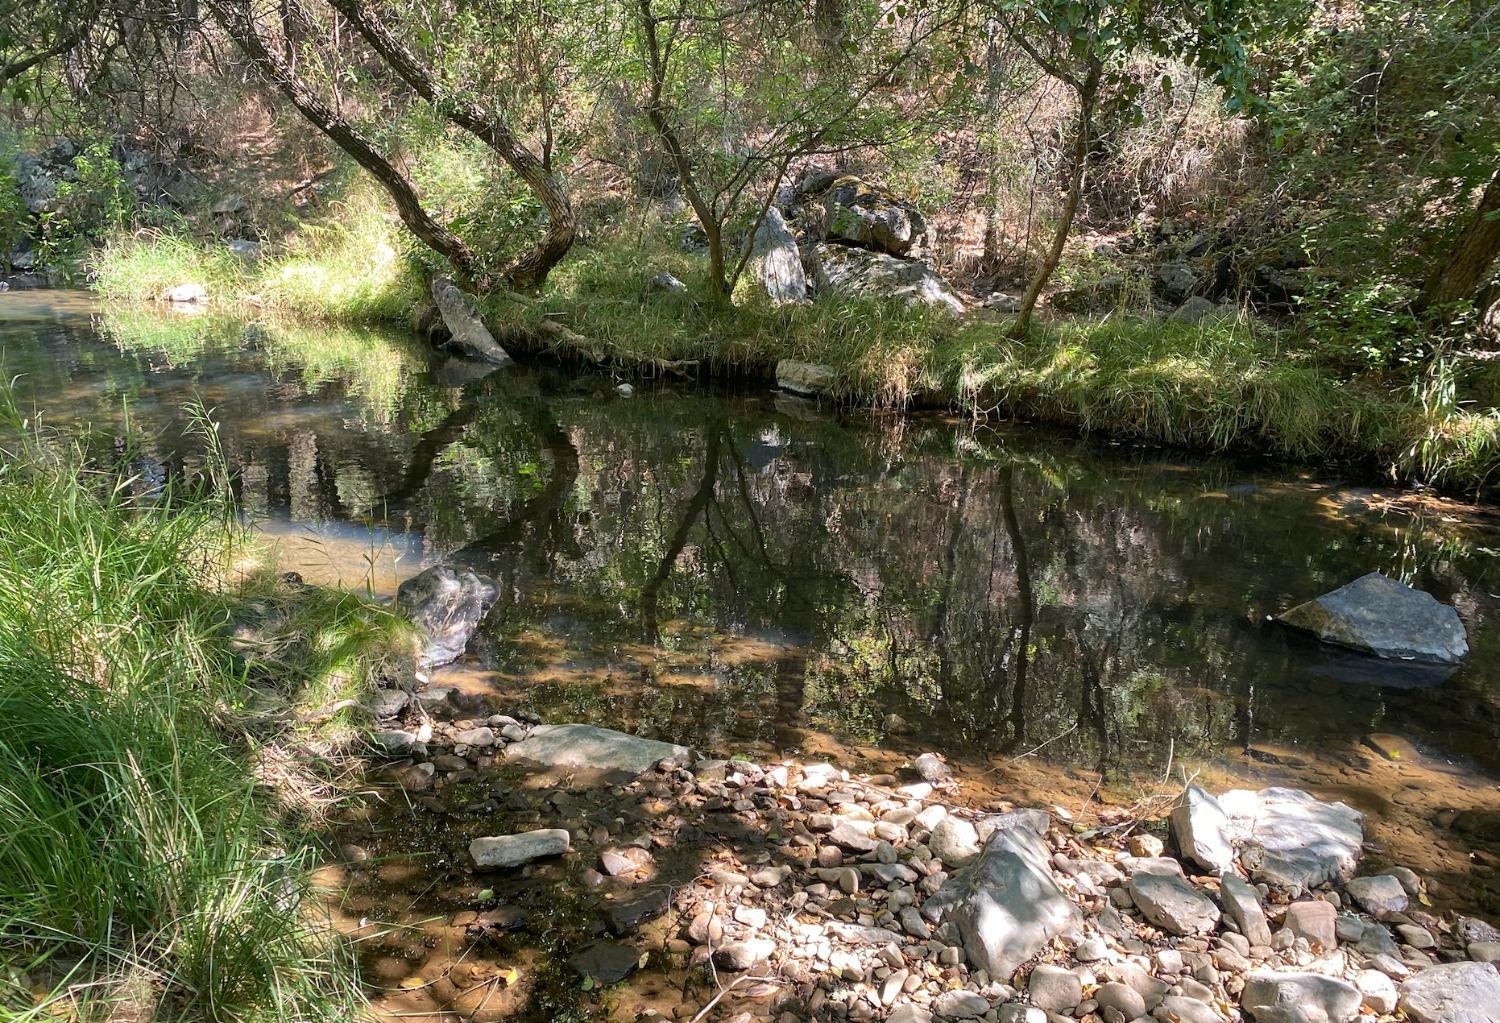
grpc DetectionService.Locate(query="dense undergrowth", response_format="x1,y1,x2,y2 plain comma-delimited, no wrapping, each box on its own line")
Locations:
85,214,1500,500
0,393,407,1021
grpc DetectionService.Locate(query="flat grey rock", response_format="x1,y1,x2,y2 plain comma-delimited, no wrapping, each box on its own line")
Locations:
1276,572,1468,665
1174,786,1363,892
1345,874,1409,917
1172,785,1235,872
505,723,691,777
812,242,965,314
1242,971,1361,1023
1129,871,1220,935
1399,962,1500,1023
1220,871,1273,946
938,822,1081,980
469,828,571,868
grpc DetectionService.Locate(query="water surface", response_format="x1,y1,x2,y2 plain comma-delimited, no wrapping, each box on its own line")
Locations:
4,290,1498,913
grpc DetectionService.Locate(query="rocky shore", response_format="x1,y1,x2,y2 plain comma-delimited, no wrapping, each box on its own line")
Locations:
347,677,1500,1023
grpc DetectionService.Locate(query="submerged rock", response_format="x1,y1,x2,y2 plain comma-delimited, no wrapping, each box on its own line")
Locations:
505,723,692,777
811,242,965,314
1276,572,1468,665
395,564,499,668
933,820,1081,979
1242,971,1360,1023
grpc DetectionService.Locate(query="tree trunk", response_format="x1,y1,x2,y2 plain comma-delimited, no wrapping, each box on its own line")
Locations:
208,1,482,287
1421,168,1500,312
1011,62,1100,337
326,0,575,290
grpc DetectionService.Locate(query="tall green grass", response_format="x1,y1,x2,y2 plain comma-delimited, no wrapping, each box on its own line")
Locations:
0,396,374,1021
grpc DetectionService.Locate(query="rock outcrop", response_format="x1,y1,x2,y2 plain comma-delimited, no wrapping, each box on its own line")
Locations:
811,243,965,314
820,176,928,257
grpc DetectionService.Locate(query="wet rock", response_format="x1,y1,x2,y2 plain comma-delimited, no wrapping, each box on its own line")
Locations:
1242,971,1360,1023
1129,872,1220,935
431,276,513,364
1398,962,1500,1023
936,822,1081,980
469,828,571,869
929,816,981,866
775,360,838,398
396,565,499,668
1276,572,1468,665
1028,964,1083,1011
1220,872,1273,946
1345,874,1408,917
749,207,807,304
713,938,775,971
505,723,691,777
811,242,964,314
568,941,642,985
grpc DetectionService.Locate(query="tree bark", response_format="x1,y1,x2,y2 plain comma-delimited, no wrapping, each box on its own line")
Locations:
1011,59,1101,337
1420,167,1500,312
207,1,482,287
325,0,575,290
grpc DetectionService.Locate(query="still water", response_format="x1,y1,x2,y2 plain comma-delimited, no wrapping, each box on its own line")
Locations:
4,290,1499,912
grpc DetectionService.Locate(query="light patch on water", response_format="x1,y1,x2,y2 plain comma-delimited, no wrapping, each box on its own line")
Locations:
254,519,433,598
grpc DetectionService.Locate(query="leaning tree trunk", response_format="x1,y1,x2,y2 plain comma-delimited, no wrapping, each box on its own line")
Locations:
207,1,482,287
326,0,575,290
1011,63,1101,337
1421,168,1500,312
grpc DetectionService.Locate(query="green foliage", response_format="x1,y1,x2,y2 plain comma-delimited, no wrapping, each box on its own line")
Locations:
33,140,132,276
0,391,395,1020
0,154,25,260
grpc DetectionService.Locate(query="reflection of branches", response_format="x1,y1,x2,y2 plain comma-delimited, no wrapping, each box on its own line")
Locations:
641,423,724,643
460,406,581,570
931,466,970,708
997,465,1034,752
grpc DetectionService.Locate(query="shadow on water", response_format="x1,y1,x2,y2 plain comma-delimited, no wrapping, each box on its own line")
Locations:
5,294,1500,999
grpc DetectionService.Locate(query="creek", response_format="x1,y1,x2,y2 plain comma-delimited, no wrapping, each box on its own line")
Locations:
2,289,1499,920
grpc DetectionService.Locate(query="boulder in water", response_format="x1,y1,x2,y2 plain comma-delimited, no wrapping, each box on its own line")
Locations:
395,564,499,668
1275,572,1468,665
431,277,513,364
776,359,838,398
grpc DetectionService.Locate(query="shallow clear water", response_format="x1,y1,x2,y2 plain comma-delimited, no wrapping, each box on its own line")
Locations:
4,289,1499,911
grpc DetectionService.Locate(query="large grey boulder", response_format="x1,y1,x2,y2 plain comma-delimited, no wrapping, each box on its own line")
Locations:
1276,572,1468,665
431,276,513,364
931,821,1081,979
821,176,928,256
776,360,838,398
395,564,499,668
1242,972,1360,1023
505,723,692,777
1399,962,1500,1023
470,828,571,868
748,207,807,304
812,243,965,314
1170,786,1362,892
